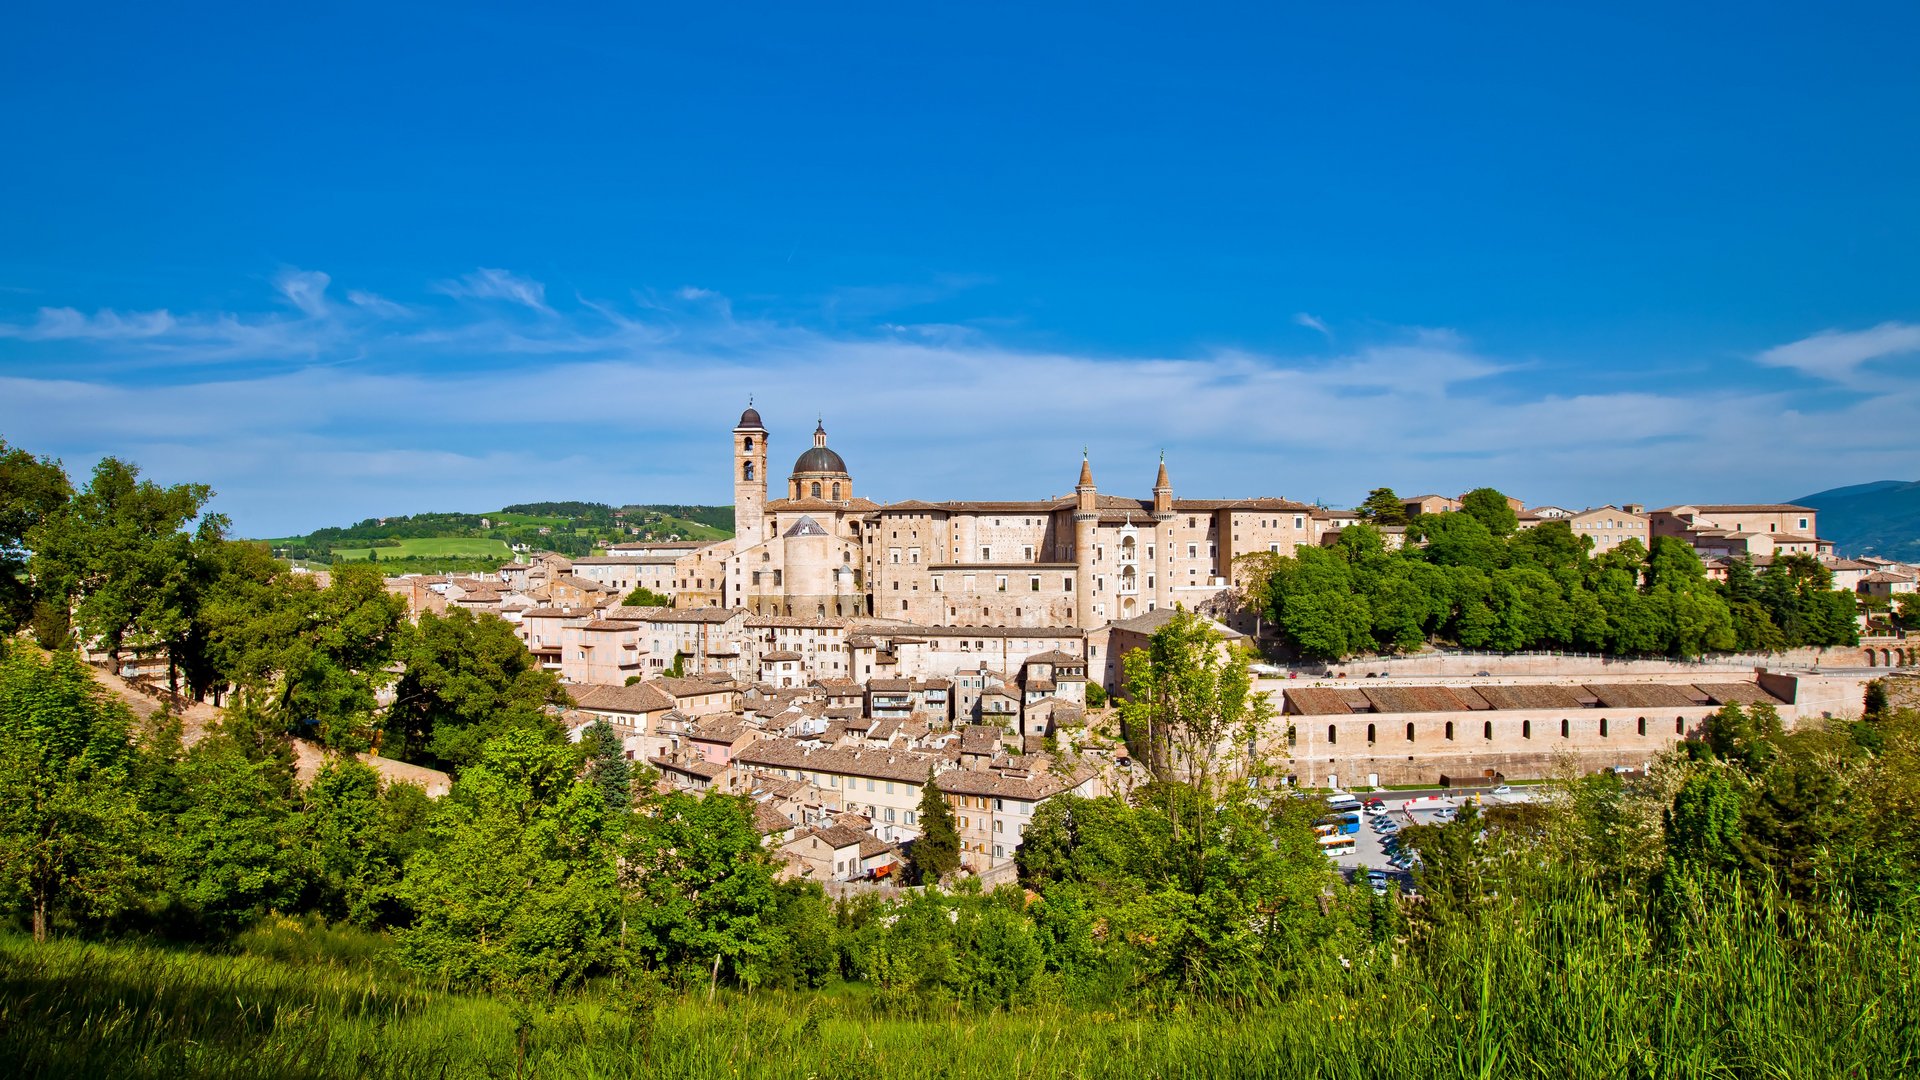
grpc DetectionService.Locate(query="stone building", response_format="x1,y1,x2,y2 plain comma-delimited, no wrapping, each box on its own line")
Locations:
681,406,1327,629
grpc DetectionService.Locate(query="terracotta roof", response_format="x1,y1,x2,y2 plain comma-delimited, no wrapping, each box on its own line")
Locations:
1022,649,1083,666
936,761,1094,801
762,650,804,662
1692,682,1788,706
654,676,738,698
1582,683,1703,709
734,739,944,784
652,755,727,779
642,608,744,624
572,682,675,713
752,802,795,835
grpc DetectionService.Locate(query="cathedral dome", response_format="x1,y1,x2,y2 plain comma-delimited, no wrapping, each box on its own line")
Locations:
791,420,848,477
792,445,848,475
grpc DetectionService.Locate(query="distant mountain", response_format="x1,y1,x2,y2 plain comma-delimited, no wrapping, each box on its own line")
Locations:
1793,481,1920,561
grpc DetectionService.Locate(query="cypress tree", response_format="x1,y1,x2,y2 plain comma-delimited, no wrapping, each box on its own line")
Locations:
912,767,960,885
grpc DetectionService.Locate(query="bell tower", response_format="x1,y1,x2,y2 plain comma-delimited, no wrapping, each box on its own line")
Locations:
1073,452,1098,629
733,402,768,543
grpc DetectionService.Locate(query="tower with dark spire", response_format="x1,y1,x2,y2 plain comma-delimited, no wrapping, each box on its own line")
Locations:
1073,451,1098,629
1152,452,1175,610
733,401,769,542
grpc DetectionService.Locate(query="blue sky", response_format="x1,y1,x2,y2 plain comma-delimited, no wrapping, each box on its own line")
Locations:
3,2,1917,537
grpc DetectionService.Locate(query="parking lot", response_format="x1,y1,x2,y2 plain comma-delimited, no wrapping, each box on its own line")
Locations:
1322,787,1535,891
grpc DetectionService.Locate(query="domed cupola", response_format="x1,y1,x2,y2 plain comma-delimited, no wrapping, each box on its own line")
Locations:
788,419,852,502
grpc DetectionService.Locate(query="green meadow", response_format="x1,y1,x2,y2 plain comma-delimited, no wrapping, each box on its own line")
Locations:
328,537,513,561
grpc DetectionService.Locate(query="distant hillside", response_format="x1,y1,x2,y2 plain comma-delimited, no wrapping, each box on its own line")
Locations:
1794,480,1920,561
258,504,733,568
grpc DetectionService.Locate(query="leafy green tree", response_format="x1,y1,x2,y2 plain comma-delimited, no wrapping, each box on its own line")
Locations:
28,457,214,674
301,758,414,926
1118,607,1275,792
1267,547,1374,659
1460,487,1519,537
1409,511,1504,571
580,719,632,813
1865,680,1890,721
1358,487,1409,525
912,767,961,885
1699,702,1781,775
622,586,672,608
624,791,779,991
396,729,616,995
1663,767,1746,879
0,648,149,941
167,719,307,934
0,439,72,635
386,607,568,768
761,879,839,989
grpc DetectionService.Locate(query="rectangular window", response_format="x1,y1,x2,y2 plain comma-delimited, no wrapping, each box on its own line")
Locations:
1295,516,1305,529
885,807,896,822
1187,544,1198,558
885,781,894,794
889,548,900,564
910,548,921,564
1030,576,1041,591
980,546,991,560
906,810,916,825
1022,545,1034,560
932,577,942,592
996,576,1008,592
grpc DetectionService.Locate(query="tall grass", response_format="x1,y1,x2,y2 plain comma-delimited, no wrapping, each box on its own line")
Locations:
4,886,1915,1080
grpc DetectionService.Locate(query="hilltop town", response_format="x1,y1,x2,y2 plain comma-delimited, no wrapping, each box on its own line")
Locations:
349,407,1916,885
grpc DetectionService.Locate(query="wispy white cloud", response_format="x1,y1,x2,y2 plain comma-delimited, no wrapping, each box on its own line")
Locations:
1755,321,1920,383
345,289,413,318
1293,312,1330,338
274,268,333,318
430,267,552,313
2,270,1915,535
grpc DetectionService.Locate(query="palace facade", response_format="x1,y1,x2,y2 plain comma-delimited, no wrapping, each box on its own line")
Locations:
673,406,1326,628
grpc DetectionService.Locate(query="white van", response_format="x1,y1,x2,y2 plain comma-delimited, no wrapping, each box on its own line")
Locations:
1324,792,1361,812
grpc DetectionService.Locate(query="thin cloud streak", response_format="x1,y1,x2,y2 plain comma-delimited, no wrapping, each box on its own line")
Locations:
1,271,1915,535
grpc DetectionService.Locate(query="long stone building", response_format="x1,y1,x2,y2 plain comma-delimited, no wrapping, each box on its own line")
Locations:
676,405,1325,627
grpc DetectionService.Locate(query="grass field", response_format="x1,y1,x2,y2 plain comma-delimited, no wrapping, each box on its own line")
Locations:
5,881,1917,1080
329,538,513,561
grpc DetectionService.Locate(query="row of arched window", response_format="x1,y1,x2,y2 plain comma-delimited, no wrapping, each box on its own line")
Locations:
1326,715,1688,744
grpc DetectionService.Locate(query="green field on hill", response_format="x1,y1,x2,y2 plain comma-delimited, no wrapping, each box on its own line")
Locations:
328,537,513,561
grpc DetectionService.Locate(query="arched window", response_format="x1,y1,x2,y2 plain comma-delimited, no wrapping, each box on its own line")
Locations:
743,436,753,451
831,482,841,500
1599,717,1609,738
810,482,822,498
1637,716,1647,736
1406,722,1416,742
1444,721,1455,741
1561,718,1570,738
743,462,755,481
1676,716,1685,734
1328,725,1337,745
1366,723,1376,744
1523,720,1532,739
1484,720,1493,740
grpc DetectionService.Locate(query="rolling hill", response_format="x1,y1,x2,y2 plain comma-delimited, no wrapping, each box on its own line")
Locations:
1793,480,1920,561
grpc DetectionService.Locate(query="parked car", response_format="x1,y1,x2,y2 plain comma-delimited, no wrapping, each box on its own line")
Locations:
1367,870,1391,895
1491,785,1513,796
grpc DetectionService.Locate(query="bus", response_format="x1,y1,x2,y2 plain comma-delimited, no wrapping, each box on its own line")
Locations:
1315,813,1361,836
1325,793,1362,813
1318,834,1356,858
